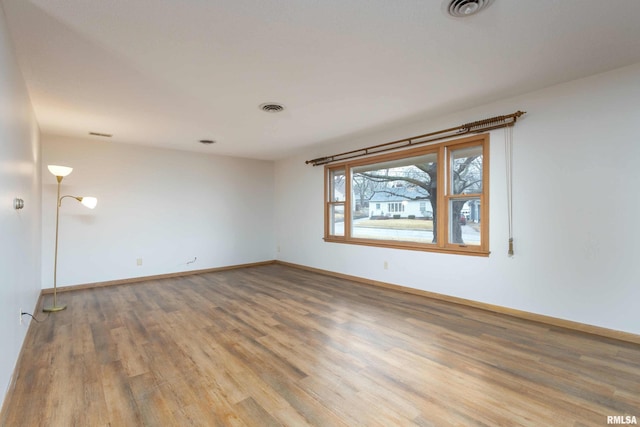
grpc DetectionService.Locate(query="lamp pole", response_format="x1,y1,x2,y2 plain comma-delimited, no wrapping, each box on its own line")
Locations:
44,174,67,312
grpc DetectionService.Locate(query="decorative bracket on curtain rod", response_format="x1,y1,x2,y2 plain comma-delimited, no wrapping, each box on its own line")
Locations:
305,110,526,166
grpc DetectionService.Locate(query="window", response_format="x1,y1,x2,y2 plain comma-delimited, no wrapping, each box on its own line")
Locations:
326,168,345,237
388,202,405,213
324,134,489,256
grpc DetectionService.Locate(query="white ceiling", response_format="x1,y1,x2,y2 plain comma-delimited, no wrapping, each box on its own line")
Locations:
2,0,640,160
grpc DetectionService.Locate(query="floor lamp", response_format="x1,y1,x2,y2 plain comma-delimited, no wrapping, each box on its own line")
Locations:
44,165,98,313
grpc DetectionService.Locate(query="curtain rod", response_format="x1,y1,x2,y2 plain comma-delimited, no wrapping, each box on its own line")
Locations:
305,110,526,166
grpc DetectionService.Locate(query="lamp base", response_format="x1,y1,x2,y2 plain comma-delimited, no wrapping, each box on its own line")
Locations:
43,304,67,313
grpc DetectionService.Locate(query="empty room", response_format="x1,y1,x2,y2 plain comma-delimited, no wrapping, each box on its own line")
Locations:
1,0,639,425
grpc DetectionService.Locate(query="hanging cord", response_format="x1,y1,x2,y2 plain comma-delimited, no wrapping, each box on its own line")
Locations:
505,125,514,256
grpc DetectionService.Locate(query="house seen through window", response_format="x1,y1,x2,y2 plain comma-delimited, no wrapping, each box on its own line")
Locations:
324,134,489,255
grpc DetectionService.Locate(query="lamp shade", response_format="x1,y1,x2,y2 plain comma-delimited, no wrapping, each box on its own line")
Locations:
80,197,98,209
48,165,73,177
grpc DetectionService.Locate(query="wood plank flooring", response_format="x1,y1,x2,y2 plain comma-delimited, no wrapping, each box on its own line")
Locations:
2,264,639,426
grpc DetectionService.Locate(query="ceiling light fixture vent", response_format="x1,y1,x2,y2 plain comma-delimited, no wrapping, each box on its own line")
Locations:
444,0,493,17
259,103,285,113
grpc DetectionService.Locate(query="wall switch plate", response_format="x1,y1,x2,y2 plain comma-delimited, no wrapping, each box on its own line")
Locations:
136,258,143,266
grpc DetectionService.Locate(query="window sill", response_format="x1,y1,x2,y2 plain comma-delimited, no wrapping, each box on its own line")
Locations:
323,236,490,257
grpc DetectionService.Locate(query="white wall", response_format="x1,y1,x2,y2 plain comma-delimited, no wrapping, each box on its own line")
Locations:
275,62,640,335
0,6,42,410
42,136,275,287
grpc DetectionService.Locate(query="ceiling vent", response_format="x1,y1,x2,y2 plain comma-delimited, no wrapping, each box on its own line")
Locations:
199,139,216,144
444,0,493,17
259,103,285,113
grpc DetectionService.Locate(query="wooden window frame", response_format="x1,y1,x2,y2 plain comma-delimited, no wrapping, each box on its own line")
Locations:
324,133,490,256
325,168,346,238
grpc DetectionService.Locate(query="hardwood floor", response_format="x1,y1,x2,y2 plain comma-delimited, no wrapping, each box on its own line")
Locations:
2,264,639,426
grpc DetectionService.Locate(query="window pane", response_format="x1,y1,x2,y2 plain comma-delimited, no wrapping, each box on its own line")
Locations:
329,169,345,202
329,204,345,236
449,198,481,245
352,207,435,243
351,153,437,244
451,145,482,195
